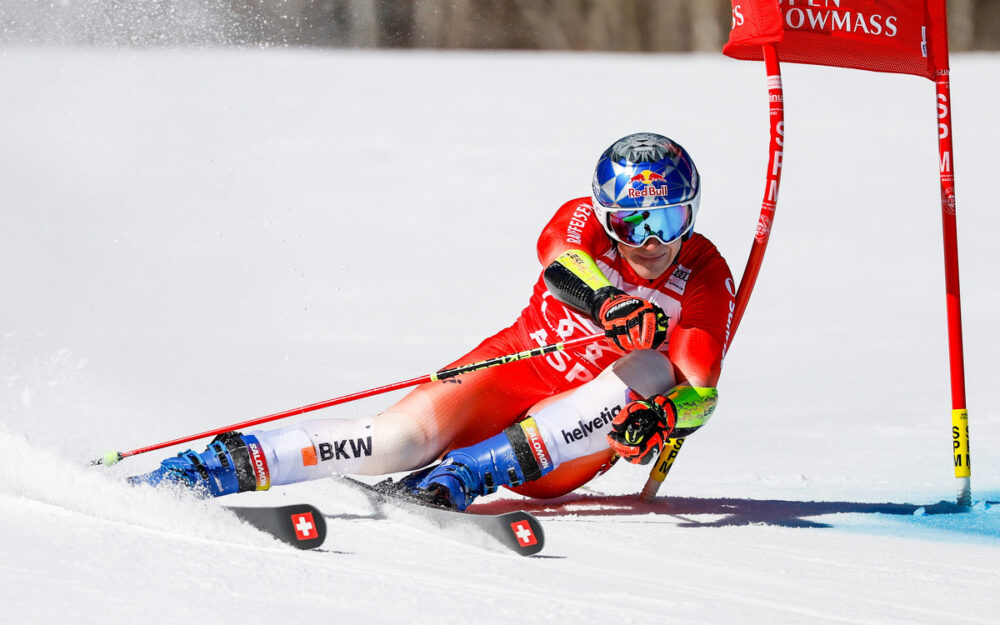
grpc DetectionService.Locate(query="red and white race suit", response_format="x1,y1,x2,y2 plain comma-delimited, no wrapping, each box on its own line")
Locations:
253,197,735,498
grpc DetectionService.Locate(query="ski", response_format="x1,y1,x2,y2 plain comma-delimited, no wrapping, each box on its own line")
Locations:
226,503,327,550
336,476,545,556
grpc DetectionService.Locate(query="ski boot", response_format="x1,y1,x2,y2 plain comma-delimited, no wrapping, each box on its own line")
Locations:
408,420,555,511
127,432,270,497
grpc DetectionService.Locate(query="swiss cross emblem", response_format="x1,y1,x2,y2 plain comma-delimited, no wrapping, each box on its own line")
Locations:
292,512,316,540
510,520,537,547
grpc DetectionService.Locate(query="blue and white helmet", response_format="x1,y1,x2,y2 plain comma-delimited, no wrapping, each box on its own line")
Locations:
591,133,700,247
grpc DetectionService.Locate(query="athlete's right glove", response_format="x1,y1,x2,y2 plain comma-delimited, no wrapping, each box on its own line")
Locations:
606,395,677,464
593,288,669,353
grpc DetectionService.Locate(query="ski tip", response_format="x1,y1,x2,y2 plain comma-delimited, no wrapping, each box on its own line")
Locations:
228,504,327,550
284,505,327,550
502,511,545,556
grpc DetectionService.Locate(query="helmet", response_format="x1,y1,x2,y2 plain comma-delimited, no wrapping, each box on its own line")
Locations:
591,133,700,247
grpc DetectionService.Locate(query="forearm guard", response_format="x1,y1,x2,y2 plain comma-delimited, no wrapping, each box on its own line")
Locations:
666,385,718,438
542,250,622,321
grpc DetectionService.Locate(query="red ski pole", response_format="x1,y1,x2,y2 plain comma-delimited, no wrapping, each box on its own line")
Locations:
93,333,604,467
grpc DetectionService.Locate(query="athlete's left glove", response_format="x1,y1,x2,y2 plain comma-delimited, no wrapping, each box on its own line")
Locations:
592,288,668,354
606,395,677,464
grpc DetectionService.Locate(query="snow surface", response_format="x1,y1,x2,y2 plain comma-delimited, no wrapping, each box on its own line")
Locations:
1,47,999,624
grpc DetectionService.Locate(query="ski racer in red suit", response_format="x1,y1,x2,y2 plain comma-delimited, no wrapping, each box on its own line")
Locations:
129,133,735,510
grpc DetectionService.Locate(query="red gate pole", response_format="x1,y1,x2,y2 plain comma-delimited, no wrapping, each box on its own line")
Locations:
639,44,785,502
935,69,972,507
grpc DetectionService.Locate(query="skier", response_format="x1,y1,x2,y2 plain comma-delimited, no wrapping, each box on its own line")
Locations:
129,132,735,510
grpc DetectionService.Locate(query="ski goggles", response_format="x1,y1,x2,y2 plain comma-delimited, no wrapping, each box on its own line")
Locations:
600,201,695,247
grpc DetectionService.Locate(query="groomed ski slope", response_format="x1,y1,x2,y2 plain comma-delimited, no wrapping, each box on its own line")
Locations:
1,48,998,624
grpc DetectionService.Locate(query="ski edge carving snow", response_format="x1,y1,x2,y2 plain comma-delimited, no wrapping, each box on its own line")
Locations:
336,476,545,556
226,503,327,550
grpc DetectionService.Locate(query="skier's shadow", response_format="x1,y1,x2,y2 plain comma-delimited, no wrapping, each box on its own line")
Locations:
469,494,996,529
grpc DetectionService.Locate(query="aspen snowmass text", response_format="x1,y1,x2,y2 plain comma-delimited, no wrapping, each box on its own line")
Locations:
733,1,900,38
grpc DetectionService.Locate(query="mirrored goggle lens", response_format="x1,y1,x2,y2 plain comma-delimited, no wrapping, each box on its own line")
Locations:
605,204,693,246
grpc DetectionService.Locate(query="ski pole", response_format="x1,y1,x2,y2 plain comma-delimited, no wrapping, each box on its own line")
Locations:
92,333,604,467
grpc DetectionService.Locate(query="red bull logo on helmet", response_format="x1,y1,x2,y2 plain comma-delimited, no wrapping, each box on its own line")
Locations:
627,169,670,199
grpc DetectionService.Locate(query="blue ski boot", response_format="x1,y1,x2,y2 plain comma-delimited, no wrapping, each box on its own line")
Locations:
127,432,271,497
410,419,555,511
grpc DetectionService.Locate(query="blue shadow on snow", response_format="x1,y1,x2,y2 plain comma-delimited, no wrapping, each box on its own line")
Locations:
469,492,1000,543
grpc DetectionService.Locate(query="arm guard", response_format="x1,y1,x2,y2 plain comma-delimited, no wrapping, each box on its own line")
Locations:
542,250,622,321
665,385,718,438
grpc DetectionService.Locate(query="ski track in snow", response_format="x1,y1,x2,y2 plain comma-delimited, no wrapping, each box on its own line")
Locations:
1,47,999,624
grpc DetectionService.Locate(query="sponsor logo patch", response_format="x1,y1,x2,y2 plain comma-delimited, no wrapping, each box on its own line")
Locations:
519,417,553,473
627,170,669,199
665,264,692,295
301,445,318,467
244,436,271,491
566,202,592,245
560,405,621,445
317,436,373,462
756,214,771,243
781,4,899,39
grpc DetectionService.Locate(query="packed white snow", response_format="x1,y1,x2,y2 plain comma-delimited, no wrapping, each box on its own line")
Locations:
1,47,998,624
